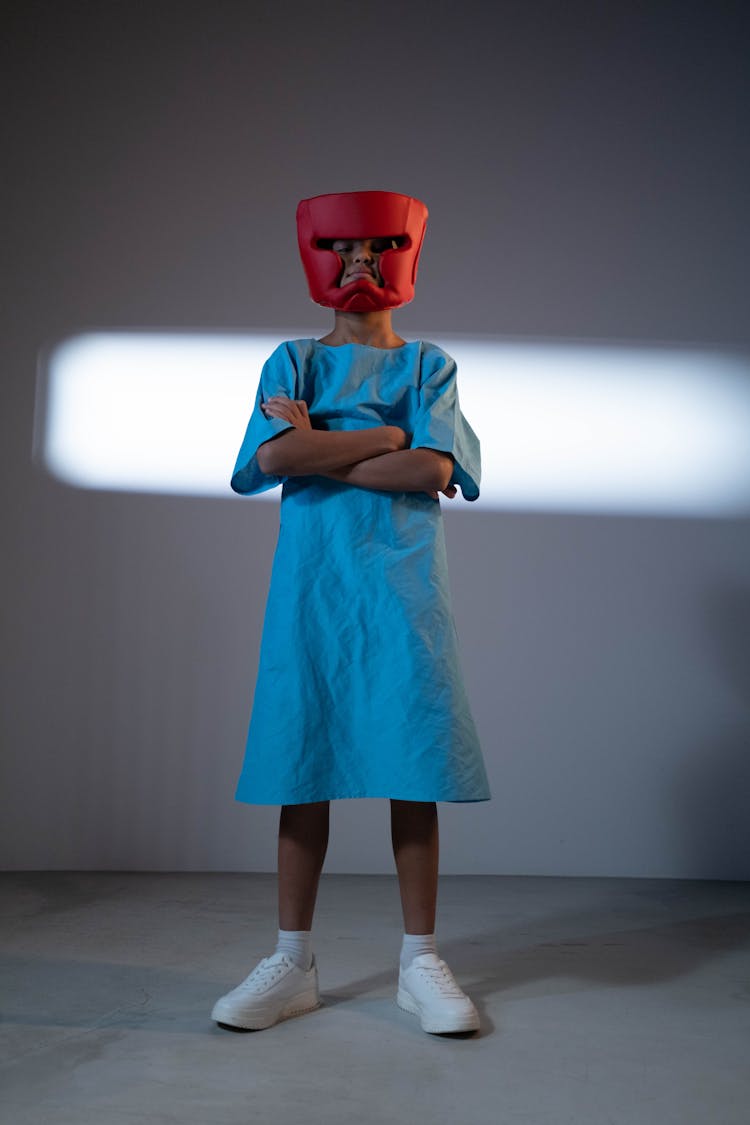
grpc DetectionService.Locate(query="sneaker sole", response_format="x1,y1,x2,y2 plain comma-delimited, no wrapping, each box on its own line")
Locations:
212,991,321,1031
396,987,480,1034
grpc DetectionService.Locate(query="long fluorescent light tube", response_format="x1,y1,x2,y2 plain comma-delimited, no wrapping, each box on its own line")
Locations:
37,331,750,516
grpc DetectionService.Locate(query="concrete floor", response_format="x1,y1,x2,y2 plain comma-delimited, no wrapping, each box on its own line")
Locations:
1,872,748,1125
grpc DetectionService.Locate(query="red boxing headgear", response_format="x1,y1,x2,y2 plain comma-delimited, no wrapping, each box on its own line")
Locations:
296,190,428,312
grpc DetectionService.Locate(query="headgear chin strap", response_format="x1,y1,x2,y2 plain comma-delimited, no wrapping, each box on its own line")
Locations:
296,191,428,312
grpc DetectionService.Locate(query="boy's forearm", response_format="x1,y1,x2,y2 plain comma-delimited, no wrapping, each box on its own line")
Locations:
322,449,453,493
257,427,404,476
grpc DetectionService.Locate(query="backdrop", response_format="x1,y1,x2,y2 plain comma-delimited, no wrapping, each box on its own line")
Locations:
2,0,749,876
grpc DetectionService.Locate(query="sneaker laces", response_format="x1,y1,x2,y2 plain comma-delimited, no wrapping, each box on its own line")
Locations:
238,954,294,992
414,958,466,998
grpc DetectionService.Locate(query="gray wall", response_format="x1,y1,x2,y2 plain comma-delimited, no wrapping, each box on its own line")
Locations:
2,0,749,877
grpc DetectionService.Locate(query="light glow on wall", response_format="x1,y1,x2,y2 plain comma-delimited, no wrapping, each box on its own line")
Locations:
37,331,750,516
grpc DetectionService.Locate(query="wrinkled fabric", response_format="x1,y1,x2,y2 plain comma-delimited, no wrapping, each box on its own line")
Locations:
231,339,491,804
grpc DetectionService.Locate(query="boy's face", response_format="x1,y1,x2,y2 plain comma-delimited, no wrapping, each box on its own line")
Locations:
330,237,397,288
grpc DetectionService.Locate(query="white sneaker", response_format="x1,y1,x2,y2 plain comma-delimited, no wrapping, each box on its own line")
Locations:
397,953,480,1034
211,952,321,1030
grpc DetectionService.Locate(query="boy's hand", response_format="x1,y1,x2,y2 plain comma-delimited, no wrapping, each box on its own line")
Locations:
426,484,458,501
261,396,312,430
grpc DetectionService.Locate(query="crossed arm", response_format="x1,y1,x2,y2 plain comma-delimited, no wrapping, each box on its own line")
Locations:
257,396,456,499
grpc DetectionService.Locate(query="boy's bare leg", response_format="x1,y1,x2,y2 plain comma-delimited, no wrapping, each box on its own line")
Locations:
389,799,480,1033
390,799,439,934
278,801,330,931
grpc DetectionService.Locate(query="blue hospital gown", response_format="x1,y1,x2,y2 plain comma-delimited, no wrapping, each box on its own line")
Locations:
230,339,491,804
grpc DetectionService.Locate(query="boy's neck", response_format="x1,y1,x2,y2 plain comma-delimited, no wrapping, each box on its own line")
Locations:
318,310,406,350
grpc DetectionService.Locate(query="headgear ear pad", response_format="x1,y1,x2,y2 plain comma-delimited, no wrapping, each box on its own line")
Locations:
296,191,428,312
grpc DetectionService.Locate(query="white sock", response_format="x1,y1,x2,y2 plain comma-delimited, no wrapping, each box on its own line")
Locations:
400,932,438,971
275,929,313,971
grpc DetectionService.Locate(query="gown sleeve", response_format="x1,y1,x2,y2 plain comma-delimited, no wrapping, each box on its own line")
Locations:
411,344,481,501
230,342,299,496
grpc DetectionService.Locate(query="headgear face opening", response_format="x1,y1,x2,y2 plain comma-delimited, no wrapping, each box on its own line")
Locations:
296,191,429,312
